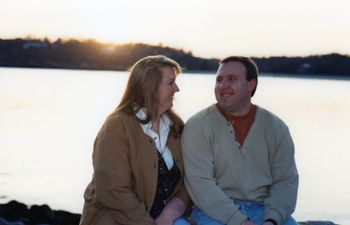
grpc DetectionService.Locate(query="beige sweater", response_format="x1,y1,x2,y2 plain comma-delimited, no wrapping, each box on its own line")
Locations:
182,104,298,225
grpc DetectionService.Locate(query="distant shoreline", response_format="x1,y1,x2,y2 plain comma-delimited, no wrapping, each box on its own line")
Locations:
260,72,350,81
1,38,350,77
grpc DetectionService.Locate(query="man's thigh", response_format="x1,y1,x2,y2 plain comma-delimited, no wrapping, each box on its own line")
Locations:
190,207,224,225
190,203,299,225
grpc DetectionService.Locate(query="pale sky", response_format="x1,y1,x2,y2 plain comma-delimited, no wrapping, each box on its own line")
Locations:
1,0,350,58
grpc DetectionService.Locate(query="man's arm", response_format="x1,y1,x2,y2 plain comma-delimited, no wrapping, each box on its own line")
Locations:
181,118,247,225
264,124,299,225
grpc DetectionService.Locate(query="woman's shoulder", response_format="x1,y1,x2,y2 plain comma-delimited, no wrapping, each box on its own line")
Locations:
102,110,136,130
106,110,135,121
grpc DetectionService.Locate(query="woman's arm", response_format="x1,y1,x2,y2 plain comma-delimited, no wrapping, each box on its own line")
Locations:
93,115,155,225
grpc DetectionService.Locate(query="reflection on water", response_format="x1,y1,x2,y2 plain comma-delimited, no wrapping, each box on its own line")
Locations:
0,68,350,224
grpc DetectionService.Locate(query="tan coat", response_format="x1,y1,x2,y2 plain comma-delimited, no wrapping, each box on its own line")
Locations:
80,111,191,225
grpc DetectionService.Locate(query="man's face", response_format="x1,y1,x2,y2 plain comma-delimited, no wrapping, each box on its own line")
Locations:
215,61,256,115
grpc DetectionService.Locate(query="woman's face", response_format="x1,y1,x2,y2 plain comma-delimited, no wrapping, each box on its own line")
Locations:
157,66,180,116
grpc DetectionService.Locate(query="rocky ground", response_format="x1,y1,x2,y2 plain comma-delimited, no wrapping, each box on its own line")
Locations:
0,200,339,225
299,222,338,225
0,200,80,225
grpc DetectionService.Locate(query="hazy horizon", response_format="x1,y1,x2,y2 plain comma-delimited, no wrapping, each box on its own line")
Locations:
1,0,349,58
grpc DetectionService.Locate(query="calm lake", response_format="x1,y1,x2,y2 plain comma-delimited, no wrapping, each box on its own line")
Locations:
0,67,349,224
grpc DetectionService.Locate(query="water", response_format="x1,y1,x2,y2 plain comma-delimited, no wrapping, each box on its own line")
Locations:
1,67,350,224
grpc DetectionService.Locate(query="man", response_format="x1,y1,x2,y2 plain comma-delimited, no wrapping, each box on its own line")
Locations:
182,56,299,225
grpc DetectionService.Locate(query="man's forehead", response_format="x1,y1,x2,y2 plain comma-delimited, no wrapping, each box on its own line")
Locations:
216,73,236,77
217,61,246,76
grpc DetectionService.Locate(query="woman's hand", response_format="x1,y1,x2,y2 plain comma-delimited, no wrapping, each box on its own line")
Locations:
155,215,173,225
155,197,187,225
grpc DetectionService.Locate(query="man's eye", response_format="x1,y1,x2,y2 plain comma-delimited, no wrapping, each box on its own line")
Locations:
228,76,237,81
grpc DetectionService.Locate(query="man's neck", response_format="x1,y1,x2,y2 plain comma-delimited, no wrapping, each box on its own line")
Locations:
227,103,252,117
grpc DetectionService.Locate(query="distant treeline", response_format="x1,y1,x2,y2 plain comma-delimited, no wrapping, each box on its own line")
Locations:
253,54,350,76
0,38,218,72
1,38,350,76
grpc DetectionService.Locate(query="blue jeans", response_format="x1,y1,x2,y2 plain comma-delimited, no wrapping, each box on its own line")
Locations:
190,201,299,225
174,217,191,225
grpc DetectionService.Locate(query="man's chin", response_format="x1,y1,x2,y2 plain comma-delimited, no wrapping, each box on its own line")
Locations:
218,102,231,109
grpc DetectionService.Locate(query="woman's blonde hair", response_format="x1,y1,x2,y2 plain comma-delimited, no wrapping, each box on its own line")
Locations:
116,55,184,136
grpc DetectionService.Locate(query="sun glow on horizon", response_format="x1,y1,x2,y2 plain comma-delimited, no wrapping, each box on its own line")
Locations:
1,0,350,58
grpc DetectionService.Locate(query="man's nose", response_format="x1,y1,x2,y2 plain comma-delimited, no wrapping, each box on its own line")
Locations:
219,79,229,89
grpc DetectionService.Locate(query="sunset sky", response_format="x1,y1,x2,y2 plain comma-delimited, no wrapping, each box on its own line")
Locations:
1,0,349,58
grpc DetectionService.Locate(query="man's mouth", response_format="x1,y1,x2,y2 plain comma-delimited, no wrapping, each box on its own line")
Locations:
221,93,232,97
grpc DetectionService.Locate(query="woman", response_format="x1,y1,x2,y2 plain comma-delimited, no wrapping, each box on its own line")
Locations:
79,55,191,225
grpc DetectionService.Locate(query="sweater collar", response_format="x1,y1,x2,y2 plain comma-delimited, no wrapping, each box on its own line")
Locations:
216,103,256,122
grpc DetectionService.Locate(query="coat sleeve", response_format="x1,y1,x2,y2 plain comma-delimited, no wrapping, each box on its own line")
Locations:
264,123,299,225
92,115,156,225
181,118,247,225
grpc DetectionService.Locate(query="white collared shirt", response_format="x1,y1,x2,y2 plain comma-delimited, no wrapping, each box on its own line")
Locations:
135,109,174,170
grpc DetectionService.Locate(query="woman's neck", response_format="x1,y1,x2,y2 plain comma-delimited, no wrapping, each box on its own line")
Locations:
151,117,160,133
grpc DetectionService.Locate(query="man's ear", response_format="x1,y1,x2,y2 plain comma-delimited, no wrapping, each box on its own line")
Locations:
248,79,257,93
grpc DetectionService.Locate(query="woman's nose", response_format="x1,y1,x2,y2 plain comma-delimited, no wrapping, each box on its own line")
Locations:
174,83,180,92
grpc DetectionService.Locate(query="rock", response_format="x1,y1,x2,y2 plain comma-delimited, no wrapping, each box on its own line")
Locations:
0,200,80,225
28,204,54,225
0,216,26,225
0,200,338,225
299,221,338,225
0,200,29,222
53,210,81,225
